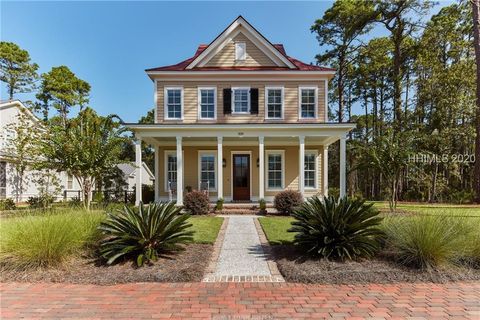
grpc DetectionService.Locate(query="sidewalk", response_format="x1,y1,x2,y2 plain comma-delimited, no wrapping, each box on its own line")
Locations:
203,215,283,282
1,281,479,319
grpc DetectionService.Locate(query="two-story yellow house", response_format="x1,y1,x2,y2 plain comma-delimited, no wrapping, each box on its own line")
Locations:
128,16,354,205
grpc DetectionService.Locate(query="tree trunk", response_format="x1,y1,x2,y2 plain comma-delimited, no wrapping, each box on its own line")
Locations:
338,55,345,123
472,0,480,203
392,20,404,130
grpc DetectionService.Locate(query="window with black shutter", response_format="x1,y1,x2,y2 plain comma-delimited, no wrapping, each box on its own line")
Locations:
223,88,231,115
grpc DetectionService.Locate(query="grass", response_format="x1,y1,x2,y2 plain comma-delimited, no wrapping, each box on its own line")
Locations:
259,208,480,269
258,217,295,245
187,216,224,244
371,202,480,217
383,214,480,268
0,210,105,269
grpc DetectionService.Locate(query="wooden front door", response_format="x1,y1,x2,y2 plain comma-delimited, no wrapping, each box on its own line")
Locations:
233,154,250,201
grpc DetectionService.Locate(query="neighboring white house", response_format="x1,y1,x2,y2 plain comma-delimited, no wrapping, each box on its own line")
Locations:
0,100,154,203
116,162,155,190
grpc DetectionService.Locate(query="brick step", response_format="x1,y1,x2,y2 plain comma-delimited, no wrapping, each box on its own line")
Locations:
216,209,262,215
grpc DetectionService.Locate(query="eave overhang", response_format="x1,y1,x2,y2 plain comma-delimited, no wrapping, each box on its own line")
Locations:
126,123,355,141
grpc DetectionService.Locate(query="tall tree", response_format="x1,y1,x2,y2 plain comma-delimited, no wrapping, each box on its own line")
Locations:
375,0,433,128
38,108,127,209
472,0,480,202
311,0,377,122
36,66,90,125
0,42,39,100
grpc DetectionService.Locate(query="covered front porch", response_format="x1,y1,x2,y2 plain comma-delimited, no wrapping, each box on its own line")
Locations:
128,123,354,205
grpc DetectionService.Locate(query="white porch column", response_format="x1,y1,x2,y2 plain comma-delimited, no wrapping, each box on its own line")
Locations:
217,136,223,200
299,136,305,196
323,146,329,197
176,136,183,206
154,145,159,202
135,139,142,206
339,136,346,198
259,136,265,200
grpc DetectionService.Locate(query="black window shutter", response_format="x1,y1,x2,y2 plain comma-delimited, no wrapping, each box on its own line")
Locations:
223,88,231,115
250,88,259,114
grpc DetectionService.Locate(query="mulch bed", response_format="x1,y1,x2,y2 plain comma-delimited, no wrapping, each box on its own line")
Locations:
0,244,212,285
270,245,480,284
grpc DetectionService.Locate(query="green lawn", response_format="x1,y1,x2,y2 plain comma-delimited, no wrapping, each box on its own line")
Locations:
371,202,480,217
258,217,295,245
188,216,223,244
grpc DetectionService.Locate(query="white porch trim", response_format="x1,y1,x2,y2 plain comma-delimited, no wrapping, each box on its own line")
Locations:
339,136,346,198
135,139,142,205
176,136,183,205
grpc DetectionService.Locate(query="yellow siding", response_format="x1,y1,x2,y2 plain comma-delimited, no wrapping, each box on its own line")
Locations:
155,145,325,200
205,31,277,67
156,80,326,124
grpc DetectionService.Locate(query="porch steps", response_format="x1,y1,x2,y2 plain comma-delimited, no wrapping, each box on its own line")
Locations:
214,203,278,215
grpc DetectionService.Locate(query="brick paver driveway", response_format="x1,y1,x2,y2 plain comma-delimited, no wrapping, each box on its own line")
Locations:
1,282,479,319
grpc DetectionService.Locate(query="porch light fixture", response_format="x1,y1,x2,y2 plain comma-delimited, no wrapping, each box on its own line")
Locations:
256,158,259,167
222,158,226,168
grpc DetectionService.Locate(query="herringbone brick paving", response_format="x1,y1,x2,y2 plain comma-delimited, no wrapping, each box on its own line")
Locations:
1,281,479,319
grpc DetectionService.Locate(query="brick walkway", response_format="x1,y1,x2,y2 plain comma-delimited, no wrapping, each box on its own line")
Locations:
1,282,479,319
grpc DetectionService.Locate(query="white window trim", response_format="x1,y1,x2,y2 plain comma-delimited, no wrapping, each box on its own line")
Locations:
164,86,184,120
235,41,246,61
265,86,284,120
231,87,251,115
265,150,285,191
298,86,318,120
304,150,318,190
197,86,217,120
198,150,218,192
164,150,184,192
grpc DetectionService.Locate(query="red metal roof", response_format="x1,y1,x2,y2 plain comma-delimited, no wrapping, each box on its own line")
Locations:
145,44,335,72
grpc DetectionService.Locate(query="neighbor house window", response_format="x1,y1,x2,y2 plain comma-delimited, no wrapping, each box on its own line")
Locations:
199,152,216,191
165,152,177,191
266,87,283,119
198,87,216,119
299,87,317,119
235,42,246,61
165,87,182,119
232,88,250,113
67,174,73,189
266,151,284,190
304,151,317,189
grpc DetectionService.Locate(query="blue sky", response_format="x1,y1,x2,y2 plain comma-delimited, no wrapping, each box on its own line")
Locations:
1,1,450,122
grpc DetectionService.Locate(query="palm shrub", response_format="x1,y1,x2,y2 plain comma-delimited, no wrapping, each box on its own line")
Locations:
99,202,194,266
288,196,384,260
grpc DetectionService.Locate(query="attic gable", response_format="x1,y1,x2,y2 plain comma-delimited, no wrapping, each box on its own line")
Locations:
204,30,278,67
186,16,296,70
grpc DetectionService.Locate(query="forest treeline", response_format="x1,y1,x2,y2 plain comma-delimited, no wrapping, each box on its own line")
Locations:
315,0,479,206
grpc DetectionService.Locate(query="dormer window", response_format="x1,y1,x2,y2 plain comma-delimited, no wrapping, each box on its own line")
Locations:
235,42,246,61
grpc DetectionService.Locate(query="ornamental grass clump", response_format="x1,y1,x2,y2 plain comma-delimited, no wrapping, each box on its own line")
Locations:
99,202,194,266
383,214,475,269
0,210,103,270
288,196,384,260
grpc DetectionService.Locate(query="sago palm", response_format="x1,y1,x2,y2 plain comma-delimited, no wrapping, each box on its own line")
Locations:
99,202,194,266
289,196,384,260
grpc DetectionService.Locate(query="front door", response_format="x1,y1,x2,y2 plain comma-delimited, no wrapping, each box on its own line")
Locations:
233,154,250,201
